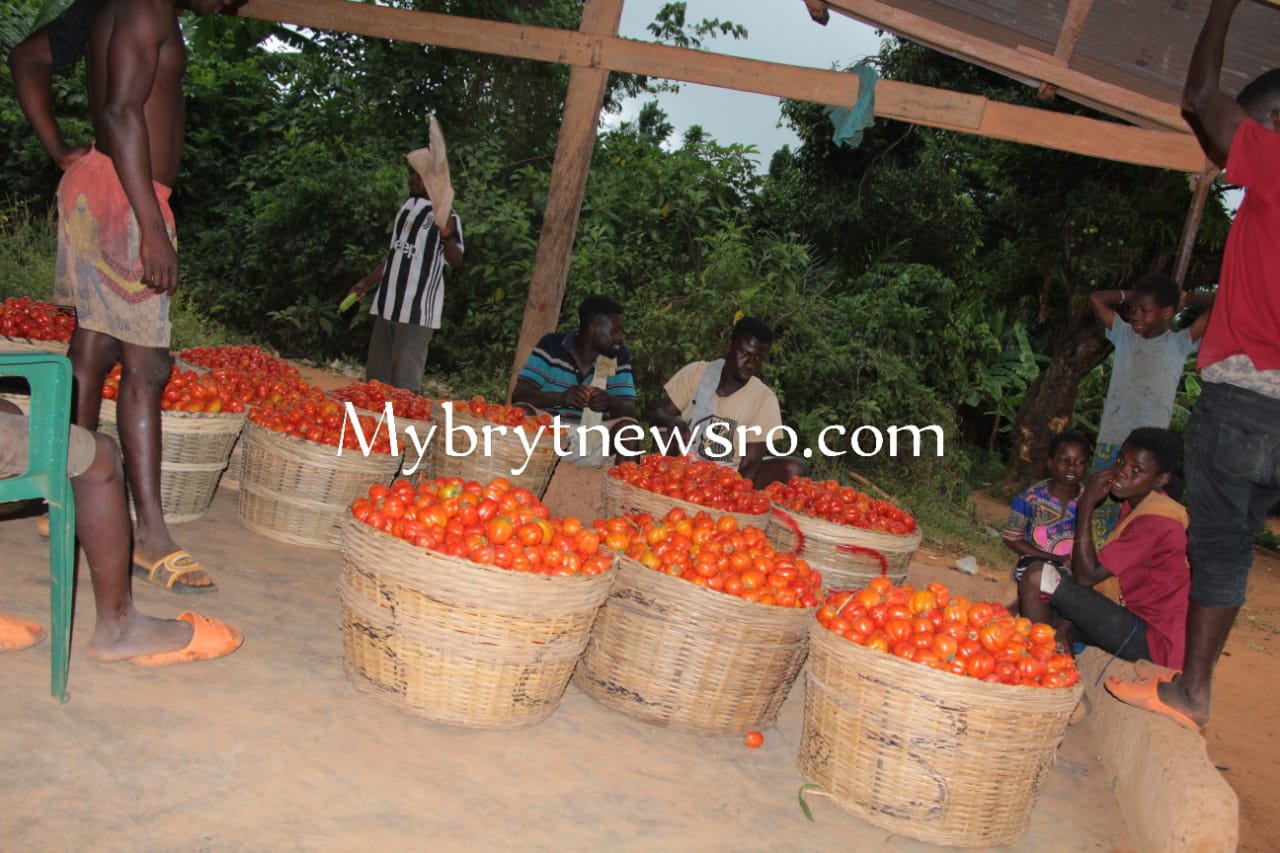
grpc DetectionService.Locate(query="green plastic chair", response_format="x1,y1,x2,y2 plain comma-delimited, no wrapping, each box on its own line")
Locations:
0,352,76,702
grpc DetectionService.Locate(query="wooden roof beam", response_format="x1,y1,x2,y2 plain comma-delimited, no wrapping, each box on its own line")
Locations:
237,0,1203,171
820,0,1186,131
1037,0,1094,101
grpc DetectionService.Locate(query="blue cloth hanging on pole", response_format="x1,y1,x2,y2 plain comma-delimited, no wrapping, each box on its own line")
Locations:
824,64,879,149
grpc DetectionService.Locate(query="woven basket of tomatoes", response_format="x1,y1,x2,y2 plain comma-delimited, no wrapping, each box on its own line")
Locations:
798,579,1083,847
98,366,248,523
602,455,771,532
330,381,433,482
237,400,403,549
177,345,312,494
0,298,74,354
427,398,559,497
765,477,922,589
575,508,821,736
340,476,615,729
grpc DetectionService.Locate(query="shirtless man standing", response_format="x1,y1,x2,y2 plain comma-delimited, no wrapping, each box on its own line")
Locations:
11,0,246,593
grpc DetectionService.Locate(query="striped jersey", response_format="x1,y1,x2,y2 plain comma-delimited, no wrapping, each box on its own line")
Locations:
517,331,637,419
369,196,463,328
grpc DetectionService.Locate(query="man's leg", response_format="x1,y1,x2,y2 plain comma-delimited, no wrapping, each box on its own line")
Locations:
1155,383,1280,725
365,316,396,385
116,340,214,590
1019,563,1149,659
387,322,433,393
74,431,193,659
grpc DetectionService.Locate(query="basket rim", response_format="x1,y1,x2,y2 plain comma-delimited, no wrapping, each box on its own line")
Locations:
614,553,817,618
243,415,400,457
604,471,771,523
342,511,618,588
770,502,923,548
807,619,1083,705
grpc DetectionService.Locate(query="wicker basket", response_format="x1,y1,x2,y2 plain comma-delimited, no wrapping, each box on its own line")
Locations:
173,355,209,375
426,401,558,496
98,398,246,523
340,515,614,728
575,555,813,735
238,420,402,548
767,506,921,589
0,335,69,355
601,472,771,529
344,405,434,484
799,622,1082,847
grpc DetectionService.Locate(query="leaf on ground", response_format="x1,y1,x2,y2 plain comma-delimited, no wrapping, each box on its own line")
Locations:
798,783,825,822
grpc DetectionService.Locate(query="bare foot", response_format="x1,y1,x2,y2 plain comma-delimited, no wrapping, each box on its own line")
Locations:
35,513,50,538
86,613,194,661
1158,676,1210,727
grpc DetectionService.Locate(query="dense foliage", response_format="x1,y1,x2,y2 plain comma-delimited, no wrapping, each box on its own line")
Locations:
0,2,1231,517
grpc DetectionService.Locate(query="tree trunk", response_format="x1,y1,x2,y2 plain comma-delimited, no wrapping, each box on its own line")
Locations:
1002,306,1113,489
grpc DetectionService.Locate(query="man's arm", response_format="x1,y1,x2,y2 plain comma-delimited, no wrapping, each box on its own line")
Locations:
1185,0,1249,166
1070,471,1116,587
512,378,592,413
650,394,690,436
98,1,176,294
1087,289,1131,330
737,441,767,484
1185,291,1216,342
438,214,463,267
348,260,385,297
9,29,91,169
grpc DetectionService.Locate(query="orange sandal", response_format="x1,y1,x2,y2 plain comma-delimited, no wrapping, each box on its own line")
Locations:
0,615,45,651
1105,676,1201,732
129,612,243,667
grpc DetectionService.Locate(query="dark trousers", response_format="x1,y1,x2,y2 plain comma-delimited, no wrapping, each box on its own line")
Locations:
365,316,434,393
1185,381,1280,608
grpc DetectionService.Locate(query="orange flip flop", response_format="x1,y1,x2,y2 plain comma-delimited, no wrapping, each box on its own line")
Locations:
1105,676,1200,732
129,612,243,667
0,615,46,651
1132,659,1179,683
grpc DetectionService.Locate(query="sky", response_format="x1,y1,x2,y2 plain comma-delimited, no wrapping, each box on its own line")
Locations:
609,1,886,169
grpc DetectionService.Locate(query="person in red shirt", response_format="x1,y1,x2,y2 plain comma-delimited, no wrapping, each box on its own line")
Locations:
1017,429,1189,670
1106,0,1280,731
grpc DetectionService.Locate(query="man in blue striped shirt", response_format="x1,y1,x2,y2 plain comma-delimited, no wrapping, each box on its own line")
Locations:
349,158,463,391
513,295,637,423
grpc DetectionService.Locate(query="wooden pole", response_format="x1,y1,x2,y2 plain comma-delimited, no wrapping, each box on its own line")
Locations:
505,0,623,402
1173,166,1220,287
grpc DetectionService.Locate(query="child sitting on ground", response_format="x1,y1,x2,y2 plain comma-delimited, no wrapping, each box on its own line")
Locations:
1003,430,1091,584
1086,273,1211,540
1016,427,1190,670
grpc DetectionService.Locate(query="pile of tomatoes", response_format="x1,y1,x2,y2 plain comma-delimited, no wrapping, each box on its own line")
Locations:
351,476,613,577
593,507,822,608
179,345,300,380
441,396,554,430
0,297,75,342
817,578,1079,688
609,455,771,516
102,364,247,414
330,381,432,422
249,395,396,453
766,477,917,536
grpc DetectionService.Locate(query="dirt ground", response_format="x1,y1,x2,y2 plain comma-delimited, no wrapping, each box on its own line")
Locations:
968,491,1280,853
0,362,1265,850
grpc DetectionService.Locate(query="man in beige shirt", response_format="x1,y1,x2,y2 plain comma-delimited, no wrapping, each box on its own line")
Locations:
652,317,804,489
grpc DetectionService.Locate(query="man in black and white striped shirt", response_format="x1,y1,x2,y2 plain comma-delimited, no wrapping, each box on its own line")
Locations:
349,160,464,391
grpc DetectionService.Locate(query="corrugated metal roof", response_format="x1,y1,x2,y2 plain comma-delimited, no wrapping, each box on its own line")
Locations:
825,0,1279,126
